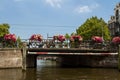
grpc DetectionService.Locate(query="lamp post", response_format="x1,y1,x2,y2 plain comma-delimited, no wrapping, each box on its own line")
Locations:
101,26,104,47
102,26,103,39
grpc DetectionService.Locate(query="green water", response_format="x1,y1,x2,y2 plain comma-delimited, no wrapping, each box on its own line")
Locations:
0,60,120,80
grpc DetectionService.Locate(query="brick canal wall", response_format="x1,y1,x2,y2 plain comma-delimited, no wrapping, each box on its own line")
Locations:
0,48,22,68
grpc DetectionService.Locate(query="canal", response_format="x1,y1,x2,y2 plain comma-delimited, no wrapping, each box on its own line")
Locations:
0,59,120,80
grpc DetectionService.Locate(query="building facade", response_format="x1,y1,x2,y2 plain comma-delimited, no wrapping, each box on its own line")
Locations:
108,3,120,37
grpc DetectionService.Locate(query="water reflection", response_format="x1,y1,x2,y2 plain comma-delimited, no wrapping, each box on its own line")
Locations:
0,69,23,80
36,67,120,80
0,60,120,80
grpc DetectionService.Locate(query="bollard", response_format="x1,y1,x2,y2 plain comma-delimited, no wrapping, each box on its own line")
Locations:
22,43,27,71
118,45,120,71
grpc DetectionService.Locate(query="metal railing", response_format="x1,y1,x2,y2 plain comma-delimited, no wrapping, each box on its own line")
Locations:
0,38,117,52
21,39,118,52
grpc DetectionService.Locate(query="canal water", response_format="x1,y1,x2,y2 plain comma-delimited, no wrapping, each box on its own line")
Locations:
0,60,120,80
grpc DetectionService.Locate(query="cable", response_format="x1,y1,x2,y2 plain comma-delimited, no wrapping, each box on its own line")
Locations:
9,24,76,27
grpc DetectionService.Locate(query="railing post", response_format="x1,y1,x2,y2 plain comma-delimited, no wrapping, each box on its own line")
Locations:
22,43,27,71
118,45,120,71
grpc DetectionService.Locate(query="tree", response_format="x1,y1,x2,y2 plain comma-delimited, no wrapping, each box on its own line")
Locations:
65,33,70,39
17,36,22,48
0,23,10,37
0,23,10,42
76,16,111,40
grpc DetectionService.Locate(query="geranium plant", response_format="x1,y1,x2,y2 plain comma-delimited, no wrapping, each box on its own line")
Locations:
92,36,103,43
53,35,66,48
70,35,83,42
53,35,66,42
58,35,66,42
4,34,17,47
70,35,83,48
29,34,43,42
4,34,17,42
112,37,120,44
29,34,43,48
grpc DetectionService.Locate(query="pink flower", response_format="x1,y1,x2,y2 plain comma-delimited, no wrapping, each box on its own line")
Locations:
112,37,120,44
92,36,103,43
58,35,65,42
53,35,66,42
30,34,43,41
4,34,17,42
70,35,83,42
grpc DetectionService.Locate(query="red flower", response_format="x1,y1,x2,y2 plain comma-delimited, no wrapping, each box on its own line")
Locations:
112,37,120,44
53,35,66,42
92,36,103,43
58,35,65,42
4,34,17,42
70,35,83,42
29,34,43,41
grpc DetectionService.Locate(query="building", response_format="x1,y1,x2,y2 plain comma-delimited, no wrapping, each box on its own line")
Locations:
108,3,120,37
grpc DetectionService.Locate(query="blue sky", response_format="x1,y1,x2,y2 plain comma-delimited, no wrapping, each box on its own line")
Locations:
0,0,119,39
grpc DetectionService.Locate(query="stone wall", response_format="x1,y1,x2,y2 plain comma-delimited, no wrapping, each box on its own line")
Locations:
0,48,118,68
79,55,118,68
60,55,118,68
0,48,22,68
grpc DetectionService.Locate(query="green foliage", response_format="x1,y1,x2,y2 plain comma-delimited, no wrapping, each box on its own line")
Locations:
0,23,23,48
65,33,70,39
71,32,76,36
16,36,23,48
0,23,10,43
0,23,10,37
76,16,111,40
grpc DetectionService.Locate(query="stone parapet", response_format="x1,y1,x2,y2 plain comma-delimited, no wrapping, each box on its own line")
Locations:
0,48,22,68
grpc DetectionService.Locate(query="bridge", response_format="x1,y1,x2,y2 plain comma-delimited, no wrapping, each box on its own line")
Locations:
22,42,118,71
27,48,117,55
19,37,120,70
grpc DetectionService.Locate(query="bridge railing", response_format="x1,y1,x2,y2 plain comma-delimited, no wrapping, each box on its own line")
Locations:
21,39,118,52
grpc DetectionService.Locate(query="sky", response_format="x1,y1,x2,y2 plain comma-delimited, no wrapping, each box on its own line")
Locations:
0,0,120,39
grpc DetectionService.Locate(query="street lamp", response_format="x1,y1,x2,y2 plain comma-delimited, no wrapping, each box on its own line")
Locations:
101,26,105,46
102,26,103,39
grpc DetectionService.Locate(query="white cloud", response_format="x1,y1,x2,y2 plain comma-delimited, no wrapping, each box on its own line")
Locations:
75,3,99,13
75,6,91,13
45,0,62,8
